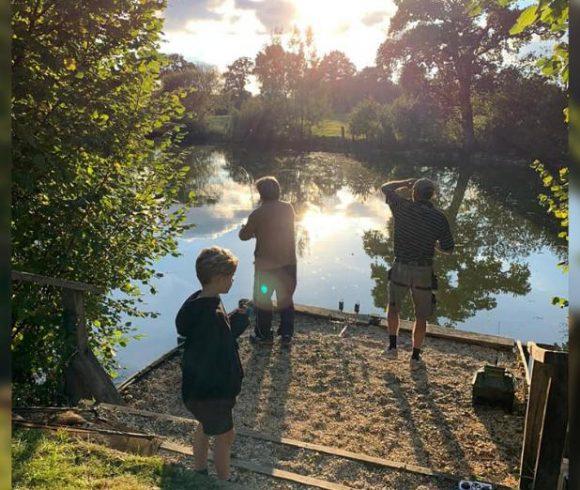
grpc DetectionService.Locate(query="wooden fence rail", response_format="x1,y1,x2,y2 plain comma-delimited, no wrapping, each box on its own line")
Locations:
12,270,122,405
519,342,568,489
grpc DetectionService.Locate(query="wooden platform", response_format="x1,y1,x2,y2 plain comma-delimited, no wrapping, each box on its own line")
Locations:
295,303,516,350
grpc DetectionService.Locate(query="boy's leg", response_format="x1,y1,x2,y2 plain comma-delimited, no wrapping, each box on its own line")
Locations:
253,268,274,339
213,428,235,480
193,423,209,472
410,266,435,361
277,265,297,339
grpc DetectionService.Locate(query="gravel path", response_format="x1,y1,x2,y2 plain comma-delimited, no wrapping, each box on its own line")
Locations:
121,314,525,488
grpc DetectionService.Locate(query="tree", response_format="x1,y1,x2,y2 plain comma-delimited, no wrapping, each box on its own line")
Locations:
503,0,569,308
254,41,290,100
377,0,526,152
319,50,357,84
223,56,254,109
387,93,446,146
12,0,191,404
349,99,382,141
474,68,567,160
319,50,357,112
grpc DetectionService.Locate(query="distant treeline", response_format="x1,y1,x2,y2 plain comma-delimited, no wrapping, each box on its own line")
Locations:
157,1,567,163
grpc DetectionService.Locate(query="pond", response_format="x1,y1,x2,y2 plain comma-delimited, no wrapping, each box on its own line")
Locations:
116,147,568,379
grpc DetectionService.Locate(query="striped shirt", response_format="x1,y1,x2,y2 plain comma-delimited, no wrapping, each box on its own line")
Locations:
384,189,454,262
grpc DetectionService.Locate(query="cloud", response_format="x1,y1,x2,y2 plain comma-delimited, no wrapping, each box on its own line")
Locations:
164,0,227,30
361,10,388,27
235,0,297,31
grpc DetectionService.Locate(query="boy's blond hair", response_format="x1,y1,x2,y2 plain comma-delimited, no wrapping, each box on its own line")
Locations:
196,246,239,285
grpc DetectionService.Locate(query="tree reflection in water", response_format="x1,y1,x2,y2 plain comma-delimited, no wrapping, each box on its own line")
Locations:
185,147,564,328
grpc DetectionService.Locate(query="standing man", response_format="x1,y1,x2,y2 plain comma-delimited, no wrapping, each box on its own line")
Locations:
239,176,297,347
381,178,454,366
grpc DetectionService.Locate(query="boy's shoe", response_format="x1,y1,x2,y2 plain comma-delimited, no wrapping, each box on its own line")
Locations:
280,335,292,348
249,334,274,346
384,347,398,359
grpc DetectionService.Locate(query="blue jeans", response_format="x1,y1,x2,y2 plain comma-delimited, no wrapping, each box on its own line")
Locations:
253,265,297,338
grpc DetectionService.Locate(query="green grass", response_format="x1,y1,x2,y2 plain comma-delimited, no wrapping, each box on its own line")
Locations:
311,117,351,138
207,115,231,135
12,429,221,489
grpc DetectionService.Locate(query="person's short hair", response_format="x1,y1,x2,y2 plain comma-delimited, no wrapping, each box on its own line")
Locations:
413,178,436,201
196,246,239,285
256,176,281,201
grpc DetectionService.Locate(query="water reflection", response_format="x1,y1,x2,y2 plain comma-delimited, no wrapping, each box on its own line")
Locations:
168,147,565,337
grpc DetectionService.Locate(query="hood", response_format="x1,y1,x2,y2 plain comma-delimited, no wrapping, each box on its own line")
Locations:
176,290,221,338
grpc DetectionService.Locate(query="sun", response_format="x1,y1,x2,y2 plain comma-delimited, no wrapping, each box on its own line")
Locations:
290,0,396,68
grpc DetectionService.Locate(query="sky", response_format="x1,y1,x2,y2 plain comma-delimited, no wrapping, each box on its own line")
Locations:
160,0,397,71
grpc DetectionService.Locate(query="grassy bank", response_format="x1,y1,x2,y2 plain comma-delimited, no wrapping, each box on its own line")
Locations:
12,429,219,489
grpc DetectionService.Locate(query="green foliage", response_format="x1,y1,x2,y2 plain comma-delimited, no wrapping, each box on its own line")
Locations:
233,30,328,143
377,0,527,150
387,94,445,146
12,0,191,403
12,430,219,489
348,99,382,141
503,0,569,308
223,56,254,109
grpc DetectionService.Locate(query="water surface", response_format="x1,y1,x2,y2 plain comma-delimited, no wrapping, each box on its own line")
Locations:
116,148,567,378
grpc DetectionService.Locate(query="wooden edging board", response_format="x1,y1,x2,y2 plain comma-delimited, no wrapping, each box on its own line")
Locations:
11,270,102,293
116,343,183,393
97,403,509,488
161,439,352,490
295,304,515,351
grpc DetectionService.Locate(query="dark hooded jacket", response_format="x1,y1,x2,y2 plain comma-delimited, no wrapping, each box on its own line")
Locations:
176,291,249,401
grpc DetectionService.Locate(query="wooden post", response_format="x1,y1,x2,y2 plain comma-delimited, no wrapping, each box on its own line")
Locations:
61,289,123,405
518,343,568,489
519,360,551,489
532,363,568,489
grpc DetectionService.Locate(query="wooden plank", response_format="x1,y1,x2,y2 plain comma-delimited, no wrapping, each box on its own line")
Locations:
98,403,510,488
11,270,102,293
517,340,531,386
161,440,353,490
533,364,568,490
295,304,515,350
116,344,183,392
13,421,162,456
519,360,552,488
529,342,568,366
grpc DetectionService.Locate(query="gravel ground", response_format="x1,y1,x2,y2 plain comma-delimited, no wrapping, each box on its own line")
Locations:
121,314,525,488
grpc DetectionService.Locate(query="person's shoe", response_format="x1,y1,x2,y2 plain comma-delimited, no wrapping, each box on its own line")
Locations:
384,347,398,359
280,335,292,348
410,355,426,370
249,334,274,346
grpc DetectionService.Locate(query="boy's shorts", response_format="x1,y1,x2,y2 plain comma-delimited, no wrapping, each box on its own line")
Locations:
184,397,236,436
388,262,436,319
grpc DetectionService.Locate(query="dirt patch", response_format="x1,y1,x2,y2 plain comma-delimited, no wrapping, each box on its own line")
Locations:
122,314,525,488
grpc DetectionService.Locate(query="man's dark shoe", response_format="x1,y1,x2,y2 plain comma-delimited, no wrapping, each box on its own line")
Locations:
249,334,274,346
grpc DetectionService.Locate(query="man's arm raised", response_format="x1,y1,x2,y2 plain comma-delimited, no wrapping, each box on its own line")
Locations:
380,178,416,195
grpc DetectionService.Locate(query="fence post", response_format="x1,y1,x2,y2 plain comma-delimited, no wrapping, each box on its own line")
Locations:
518,343,568,489
61,288,123,405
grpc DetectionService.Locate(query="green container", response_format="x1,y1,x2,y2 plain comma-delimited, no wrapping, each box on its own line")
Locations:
472,365,516,412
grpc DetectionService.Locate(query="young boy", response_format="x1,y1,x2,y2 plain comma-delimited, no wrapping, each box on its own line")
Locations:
175,246,250,481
